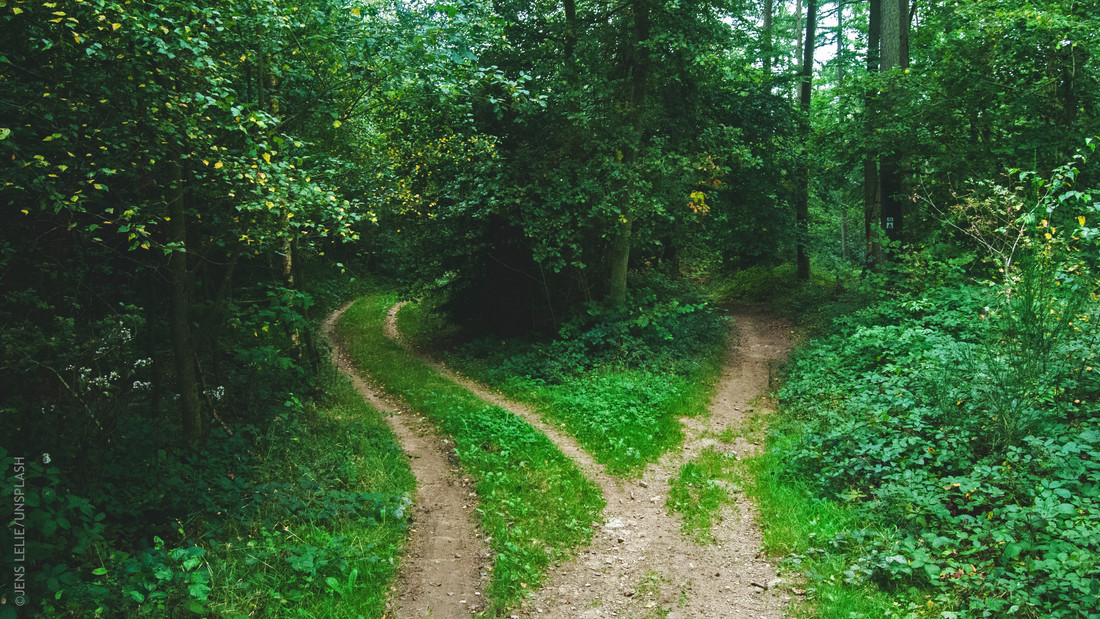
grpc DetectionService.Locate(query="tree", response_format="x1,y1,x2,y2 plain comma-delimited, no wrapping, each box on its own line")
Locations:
796,0,818,280
878,0,908,245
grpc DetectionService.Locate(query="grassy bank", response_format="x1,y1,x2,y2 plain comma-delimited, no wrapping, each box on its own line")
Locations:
204,364,417,617
1,359,416,618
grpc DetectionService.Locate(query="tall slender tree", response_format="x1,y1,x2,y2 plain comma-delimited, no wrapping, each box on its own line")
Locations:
863,0,883,265
879,0,908,244
796,0,818,280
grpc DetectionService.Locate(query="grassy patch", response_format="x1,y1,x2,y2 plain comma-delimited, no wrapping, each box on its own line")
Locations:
666,447,740,543
337,293,604,611
710,263,838,307
203,364,416,617
744,429,899,618
398,274,729,476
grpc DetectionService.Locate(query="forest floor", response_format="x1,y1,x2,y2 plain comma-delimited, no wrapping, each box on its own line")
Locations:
326,302,793,618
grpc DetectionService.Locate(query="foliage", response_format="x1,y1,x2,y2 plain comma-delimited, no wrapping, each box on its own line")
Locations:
367,0,801,324
337,293,605,610
765,154,1100,617
0,362,414,617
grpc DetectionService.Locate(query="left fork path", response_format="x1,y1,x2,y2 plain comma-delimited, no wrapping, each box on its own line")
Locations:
323,302,488,618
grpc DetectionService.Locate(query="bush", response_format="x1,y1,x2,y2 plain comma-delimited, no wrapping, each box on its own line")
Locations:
768,153,1100,616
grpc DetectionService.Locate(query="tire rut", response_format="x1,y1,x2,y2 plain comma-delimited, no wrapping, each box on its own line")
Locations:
387,302,792,618
323,303,487,618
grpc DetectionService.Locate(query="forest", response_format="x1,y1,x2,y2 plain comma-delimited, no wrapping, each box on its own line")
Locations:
1,0,1098,616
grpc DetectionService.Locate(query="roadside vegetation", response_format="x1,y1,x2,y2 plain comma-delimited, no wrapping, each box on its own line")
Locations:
0,338,415,617
752,158,1100,617
336,293,605,611
398,274,729,476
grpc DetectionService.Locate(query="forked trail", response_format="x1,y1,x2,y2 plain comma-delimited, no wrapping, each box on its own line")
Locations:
323,304,487,617
386,302,792,618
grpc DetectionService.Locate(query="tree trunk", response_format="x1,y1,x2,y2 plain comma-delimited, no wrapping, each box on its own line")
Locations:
793,0,803,99
836,1,844,82
879,0,906,245
607,0,649,306
762,0,774,76
864,0,883,267
881,0,901,70
608,216,632,306
794,0,804,70
795,0,817,281
564,0,577,62
166,161,204,449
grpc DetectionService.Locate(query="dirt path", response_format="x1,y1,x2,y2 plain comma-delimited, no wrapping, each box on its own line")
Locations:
322,304,487,618
387,303,792,618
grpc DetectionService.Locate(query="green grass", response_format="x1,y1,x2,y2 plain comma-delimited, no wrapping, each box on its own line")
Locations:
337,293,605,612
205,364,416,618
744,424,913,618
666,447,741,543
709,263,842,307
398,300,728,477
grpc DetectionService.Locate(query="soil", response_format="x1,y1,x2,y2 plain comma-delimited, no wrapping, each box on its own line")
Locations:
381,303,794,618
322,304,489,618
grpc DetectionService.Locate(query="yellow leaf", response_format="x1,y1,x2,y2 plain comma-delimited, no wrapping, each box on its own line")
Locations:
214,161,223,169
13,8,24,15
21,209,29,215
262,152,271,164
351,7,361,15
112,23,121,30
1079,215,1087,227
332,120,342,129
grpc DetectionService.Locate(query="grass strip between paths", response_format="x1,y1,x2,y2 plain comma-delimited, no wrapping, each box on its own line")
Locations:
666,446,741,544
337,294,605,611
397,300,729,477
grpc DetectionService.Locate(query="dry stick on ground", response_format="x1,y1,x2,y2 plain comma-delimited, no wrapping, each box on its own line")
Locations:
387,302,793,618
322,303,487,618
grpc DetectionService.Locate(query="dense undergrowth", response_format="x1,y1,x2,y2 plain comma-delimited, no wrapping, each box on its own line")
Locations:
0,273,416,618
399,273,730,476
755,159,1100,617
336,293,604,611
0,365,414,618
